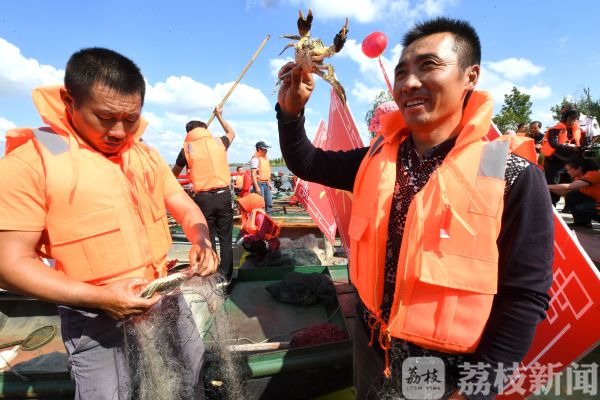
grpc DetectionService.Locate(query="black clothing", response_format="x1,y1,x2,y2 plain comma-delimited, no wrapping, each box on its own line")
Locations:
278,106,554,399
175,136,231,168
529,132,544,145
547,127,582,160
175,134,234,281
193,190,233,281
544,155,571,205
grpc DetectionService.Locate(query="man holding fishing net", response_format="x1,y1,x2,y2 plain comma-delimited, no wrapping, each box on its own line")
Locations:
0,47,218,399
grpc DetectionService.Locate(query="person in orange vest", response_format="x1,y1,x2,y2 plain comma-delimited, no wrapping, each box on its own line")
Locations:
171,106,235,282
516,122,528,136
236,193,281,260
276,17,553,399
542,107,584,207
549,157,600,227
0,48,218,399
232,166,245,194
250,141,273,215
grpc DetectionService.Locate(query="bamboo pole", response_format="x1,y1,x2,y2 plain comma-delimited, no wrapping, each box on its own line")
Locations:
206,34,271,127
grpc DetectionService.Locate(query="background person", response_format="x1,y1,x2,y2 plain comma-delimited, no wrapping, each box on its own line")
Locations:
172,106,236,282
251,141,273,215
528,120,544,152
549,157,600,227
0,48,218,399
542,108,584,207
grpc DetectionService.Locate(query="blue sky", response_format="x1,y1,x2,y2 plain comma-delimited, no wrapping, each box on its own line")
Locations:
1,0,598,163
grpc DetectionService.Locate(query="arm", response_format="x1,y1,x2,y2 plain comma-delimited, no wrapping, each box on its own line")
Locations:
547,128,578,152
0,230,160,319
549,179,590,194
466,165,554,399
214,105,235,145
165,191,218,276
171,148,187,177
276,62,368,191
251,157,260,193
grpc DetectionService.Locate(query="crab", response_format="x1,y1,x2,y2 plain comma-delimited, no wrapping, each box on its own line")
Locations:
278,8,349,103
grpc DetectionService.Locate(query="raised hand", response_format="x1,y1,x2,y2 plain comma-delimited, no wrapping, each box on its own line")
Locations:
277,62,315,116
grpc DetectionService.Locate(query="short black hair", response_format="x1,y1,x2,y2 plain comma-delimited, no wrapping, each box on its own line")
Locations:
517,123,527,130
561,109,580,123
64,47,146,106
186,120,207,132
566,157,599,173
530,121,542,128
402,17,481,70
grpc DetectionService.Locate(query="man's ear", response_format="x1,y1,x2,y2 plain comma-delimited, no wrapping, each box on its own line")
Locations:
466,65,480,89
59,88,74,115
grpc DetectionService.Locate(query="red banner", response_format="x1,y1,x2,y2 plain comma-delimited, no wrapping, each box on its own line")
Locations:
294,120,337,244
326,87,365,256
482,123,600,399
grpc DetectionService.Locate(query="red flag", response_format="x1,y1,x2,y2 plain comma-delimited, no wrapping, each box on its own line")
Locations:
326,87,365,256
294,120,337,244
482,124,600,399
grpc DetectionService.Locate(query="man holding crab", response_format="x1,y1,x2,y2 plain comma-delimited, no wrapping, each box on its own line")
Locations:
277,16,553,400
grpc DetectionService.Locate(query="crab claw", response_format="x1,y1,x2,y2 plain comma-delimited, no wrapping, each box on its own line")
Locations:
333,18,349,53
297,8,313,37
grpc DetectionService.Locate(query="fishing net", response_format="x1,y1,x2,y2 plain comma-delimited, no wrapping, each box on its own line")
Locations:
289,322,347,347
118,272,245,400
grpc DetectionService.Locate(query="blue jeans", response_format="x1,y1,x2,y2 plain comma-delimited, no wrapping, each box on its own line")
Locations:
255,181,272,216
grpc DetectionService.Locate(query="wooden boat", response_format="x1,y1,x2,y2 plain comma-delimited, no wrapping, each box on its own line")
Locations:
0,266,356,400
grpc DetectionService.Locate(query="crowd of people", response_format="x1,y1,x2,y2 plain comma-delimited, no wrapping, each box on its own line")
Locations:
504,106,600,228
0,13,596,400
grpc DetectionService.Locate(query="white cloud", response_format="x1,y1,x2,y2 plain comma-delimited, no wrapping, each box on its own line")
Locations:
484,58,545,81
351,81,384,103
478,65,551,107
146,76,271,116
0,38,64,96
519,84,552,100
0,116,16,132
337,39,401,87
0,116,17,152
269,56,294,78
139,110,282,164
281,0,455,24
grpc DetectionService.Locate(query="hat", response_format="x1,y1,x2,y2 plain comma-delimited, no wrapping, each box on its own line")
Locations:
255,141,271,150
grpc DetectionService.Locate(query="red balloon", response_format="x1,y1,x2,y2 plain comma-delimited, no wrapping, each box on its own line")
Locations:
362,32,388,58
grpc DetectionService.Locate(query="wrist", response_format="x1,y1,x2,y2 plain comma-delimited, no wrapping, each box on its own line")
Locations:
275,102,304,122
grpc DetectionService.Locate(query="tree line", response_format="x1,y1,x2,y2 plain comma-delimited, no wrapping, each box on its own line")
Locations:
365,87,600,137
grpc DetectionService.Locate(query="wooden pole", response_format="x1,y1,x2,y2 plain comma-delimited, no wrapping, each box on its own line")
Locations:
206,34,271,127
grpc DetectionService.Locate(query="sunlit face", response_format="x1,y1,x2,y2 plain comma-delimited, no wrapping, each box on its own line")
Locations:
61,84,142,155
529,123,541,135
565,163,583,179
393,32,478,131
258,148,268,156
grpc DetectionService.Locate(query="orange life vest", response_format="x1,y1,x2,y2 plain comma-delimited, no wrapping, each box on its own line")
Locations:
540,121,581,157
234,174,244,188
242,209,281,240
349,91,533,360
184,128,230,192
5,86,171,285
252,152,271,181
